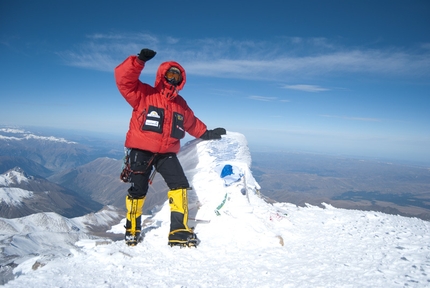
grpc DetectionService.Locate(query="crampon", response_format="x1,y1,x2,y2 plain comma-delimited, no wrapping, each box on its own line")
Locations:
125,233,142,247
168,229,200,248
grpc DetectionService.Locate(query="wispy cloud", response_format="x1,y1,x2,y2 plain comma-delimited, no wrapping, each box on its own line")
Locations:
283,84,329,92
320,114,382,122
248,96,278,102
58,33,430,81
56,33,160,72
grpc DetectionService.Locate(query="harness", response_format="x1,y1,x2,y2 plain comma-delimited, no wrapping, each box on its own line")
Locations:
120,149,157,183
120,149,171,185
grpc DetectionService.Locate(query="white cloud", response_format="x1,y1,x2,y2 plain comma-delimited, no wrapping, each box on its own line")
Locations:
283,84,329,92
59,34,430,80
248,95,278,102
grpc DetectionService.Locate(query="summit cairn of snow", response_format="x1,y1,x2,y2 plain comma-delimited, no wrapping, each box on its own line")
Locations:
2,132,430,287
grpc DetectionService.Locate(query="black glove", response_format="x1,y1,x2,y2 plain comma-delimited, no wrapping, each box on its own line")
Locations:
138,48,156,62
200,128,226,140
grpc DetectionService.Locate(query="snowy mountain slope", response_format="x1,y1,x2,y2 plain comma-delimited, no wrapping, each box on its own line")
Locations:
0,206,122,285
0,155,52,178
2,132,430,287
0,167,103,218
0,168,32,186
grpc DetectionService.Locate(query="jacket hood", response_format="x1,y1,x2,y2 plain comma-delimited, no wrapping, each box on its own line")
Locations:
155,61,187,91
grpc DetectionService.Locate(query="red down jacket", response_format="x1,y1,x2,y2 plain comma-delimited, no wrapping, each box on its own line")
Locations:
115,56,207,154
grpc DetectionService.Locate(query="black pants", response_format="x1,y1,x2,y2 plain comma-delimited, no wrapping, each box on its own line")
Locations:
127,148,189,198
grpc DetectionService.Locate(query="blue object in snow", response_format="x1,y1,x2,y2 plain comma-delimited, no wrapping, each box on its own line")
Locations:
219,164,243,186
220,164,233,178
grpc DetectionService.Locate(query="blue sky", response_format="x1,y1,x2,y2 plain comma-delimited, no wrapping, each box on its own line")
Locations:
1,0,429,164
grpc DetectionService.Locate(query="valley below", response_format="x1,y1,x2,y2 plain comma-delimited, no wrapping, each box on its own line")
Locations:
251,151,430,221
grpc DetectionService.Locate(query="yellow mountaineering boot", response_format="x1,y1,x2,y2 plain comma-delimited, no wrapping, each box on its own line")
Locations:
125,195,145,246
167,188,199,247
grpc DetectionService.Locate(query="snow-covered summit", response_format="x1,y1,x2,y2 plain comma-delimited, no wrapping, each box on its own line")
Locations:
0,168,34,206
0,167,32,186
2,131,430,287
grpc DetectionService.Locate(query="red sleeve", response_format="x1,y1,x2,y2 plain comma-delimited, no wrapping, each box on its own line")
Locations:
183,104,207,138
114,56,148,109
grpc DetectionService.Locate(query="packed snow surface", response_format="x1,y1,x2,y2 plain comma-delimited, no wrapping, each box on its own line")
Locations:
3,132,430,287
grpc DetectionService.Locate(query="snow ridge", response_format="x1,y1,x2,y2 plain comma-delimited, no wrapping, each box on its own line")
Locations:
0,128,77,144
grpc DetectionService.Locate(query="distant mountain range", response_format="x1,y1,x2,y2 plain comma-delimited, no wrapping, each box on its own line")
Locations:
0,156,52,178
0,167,102,218
0,127,167,219
0,127,123,172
